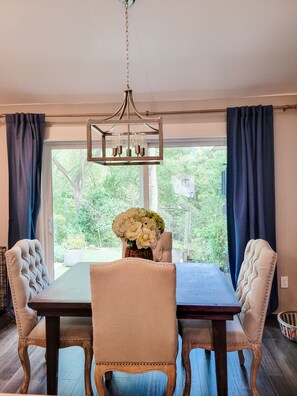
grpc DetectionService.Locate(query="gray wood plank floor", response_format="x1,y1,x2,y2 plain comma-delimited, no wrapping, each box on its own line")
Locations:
0,314,296,395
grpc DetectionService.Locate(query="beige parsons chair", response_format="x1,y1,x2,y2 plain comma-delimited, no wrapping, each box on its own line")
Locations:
122,231,172,262
90,257,178,395
5,239,93,395
178,239,277,396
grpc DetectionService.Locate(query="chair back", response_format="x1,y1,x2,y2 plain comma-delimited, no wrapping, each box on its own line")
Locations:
236,239,277,343
90,258,177,364
5,239,50,338
122,231,172,262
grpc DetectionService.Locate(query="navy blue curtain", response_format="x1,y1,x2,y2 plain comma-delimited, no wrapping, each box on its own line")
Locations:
6,113,45,249
226,105,278,313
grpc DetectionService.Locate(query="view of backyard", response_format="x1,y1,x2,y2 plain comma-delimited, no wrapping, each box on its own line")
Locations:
51,145,227,278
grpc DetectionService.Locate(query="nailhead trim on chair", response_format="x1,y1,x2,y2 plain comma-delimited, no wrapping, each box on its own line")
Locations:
182,339,258,347
96,361,176,366
236,240,277,343
97,258,174,268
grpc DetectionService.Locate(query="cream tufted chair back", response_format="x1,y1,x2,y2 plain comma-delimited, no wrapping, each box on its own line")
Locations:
178,239,277,396
90,258,177,395
5,239,50,338
5,239,93,395
122,231,172,262
236,239,277,343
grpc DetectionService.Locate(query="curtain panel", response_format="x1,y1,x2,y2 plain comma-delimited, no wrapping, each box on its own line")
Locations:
226,105,278,313
6,113,45,249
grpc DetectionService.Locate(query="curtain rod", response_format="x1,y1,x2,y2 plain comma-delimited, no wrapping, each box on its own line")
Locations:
0,103,296,120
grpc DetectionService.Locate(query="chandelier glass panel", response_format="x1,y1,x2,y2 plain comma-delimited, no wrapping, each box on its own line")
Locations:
87,0,163,166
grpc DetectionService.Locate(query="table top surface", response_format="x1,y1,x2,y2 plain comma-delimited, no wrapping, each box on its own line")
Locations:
29,262,241,319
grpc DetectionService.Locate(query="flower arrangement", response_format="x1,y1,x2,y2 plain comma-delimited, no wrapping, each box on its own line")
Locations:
112,207,165,250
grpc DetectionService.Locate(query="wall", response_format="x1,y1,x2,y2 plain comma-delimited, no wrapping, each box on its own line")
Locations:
274,110,297,312
0,95,296,311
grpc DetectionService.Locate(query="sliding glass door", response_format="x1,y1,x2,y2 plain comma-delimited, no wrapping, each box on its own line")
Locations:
42,139,227,278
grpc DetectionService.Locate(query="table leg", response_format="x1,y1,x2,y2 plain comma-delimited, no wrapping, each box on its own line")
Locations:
212,320,227,396
45,316,60,395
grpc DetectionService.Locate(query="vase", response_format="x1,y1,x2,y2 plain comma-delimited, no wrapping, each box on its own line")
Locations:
125,246,153,261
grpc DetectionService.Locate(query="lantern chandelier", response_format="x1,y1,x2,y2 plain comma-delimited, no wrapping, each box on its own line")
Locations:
87,0,163,166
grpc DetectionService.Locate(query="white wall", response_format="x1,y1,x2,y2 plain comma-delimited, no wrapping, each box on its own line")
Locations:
0,95,297,311
274,110,297,312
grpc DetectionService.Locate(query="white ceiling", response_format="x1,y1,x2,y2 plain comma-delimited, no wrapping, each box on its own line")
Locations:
0,0,297,105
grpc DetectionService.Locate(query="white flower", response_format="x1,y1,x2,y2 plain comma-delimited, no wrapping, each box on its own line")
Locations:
125,222,142,241
112,207,164,250
112,214,127,238
128,208,145,219
136,228,156,249
142,217,157,231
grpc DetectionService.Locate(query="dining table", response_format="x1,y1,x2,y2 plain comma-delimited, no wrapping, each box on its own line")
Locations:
28,261,241,396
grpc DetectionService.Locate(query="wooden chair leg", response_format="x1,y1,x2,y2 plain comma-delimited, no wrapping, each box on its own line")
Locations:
250,345,262,396
238,350,245,366
18,340,30,394
83,341,93,396
94,365,107,396
105,371,112,381
182,343,192,396
165,365,176,396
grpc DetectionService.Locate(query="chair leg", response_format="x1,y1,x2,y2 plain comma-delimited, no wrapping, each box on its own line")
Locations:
182,343,192,396
18,340,30,394
94,365,107,396
250,345,262,396
165,365,176,396
238,350,245,366
83,341,93,396
105,371,113,390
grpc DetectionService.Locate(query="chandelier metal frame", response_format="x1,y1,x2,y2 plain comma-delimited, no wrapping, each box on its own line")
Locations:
86,0,163,166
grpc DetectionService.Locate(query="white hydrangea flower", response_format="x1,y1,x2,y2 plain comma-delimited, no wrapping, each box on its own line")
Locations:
143,217,157,232
112,207,164,250
136,228,156,249
125,221,142,241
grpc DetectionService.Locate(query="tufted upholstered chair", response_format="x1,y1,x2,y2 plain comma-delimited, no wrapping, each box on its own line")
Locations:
178,239,277,396
5,239,93,395
90,257,178,395
122,231,172,262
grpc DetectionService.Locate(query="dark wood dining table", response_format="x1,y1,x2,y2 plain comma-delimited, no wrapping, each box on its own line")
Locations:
28,262,241,396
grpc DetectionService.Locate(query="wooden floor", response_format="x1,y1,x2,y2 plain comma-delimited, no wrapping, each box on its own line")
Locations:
0,314,296,396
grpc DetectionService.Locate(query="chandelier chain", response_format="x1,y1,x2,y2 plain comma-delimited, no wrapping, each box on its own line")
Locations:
125,0,130,89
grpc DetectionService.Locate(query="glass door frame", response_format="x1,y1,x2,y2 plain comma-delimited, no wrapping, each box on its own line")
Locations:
40,137,226,279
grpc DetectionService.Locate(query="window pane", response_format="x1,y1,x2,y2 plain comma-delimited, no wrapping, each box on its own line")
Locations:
50,144,227,277
149,146,227,270
52,148,141,277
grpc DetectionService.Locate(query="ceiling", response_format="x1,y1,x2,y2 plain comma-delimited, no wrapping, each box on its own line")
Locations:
1,0,297,106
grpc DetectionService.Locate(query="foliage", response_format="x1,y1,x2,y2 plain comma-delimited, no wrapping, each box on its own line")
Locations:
65,234,86,249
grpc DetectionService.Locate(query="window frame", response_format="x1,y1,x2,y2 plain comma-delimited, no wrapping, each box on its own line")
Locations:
40,137,226,278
